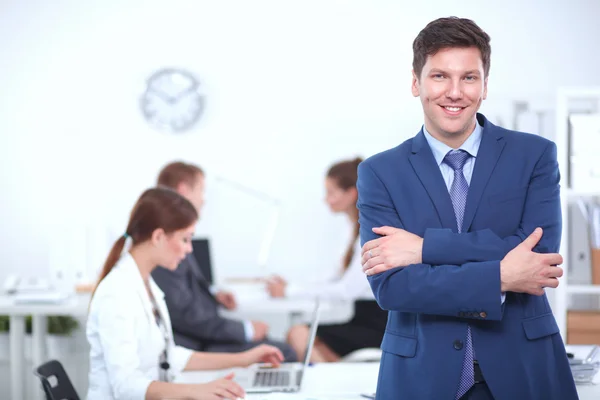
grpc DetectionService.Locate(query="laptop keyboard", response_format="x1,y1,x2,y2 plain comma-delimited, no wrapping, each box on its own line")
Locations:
253,370,291,387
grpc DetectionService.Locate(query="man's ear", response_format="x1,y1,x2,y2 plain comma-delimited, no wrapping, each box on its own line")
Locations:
176,182,189,197
151,228,166,246
411,70,420,97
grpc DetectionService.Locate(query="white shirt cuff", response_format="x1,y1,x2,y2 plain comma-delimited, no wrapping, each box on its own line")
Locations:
243,320,254,342
171,345,194,375
209,285,219,296
501,292,506,304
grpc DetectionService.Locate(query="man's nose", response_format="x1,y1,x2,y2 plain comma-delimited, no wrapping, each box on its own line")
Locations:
446,79,463,101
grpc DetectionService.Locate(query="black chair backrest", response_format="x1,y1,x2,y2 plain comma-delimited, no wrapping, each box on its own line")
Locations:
34,359,80,400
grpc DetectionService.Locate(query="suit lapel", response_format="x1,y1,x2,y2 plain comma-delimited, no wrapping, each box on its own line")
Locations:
462,115,506,232
409,131,458,231
184,254,211,290
182,254,216,302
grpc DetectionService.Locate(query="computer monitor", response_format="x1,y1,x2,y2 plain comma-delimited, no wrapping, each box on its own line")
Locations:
191,238,214,284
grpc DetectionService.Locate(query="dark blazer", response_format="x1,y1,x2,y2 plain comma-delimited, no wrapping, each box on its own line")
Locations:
152,253,246,351
357,114,578,399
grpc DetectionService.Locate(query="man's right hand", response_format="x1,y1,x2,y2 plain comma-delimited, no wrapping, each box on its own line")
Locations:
500,227,564,295
251,320,269,341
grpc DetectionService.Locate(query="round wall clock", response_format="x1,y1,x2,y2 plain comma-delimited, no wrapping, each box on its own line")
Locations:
140,68,205,133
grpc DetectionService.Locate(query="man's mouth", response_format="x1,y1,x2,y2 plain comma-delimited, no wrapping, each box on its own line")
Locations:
440,105,466,115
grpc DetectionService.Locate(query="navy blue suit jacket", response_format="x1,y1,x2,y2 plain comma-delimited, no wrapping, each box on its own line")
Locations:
357,114,577,399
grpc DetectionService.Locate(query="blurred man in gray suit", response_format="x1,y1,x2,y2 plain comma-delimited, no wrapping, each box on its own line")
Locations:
152,161,296,361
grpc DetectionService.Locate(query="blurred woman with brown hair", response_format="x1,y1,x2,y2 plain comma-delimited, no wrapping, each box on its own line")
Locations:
266,157,387,362
87,188,283,400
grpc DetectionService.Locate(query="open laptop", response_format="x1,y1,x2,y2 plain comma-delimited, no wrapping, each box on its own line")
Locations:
235,300,321,393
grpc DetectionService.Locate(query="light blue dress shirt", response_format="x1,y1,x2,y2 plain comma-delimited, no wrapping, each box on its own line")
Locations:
422,121,505,303
422,121,482,188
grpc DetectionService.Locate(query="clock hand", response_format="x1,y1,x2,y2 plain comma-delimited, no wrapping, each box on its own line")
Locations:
173,84,198,103
150,89,174,104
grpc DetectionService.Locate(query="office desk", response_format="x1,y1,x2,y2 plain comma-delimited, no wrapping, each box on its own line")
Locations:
0,291,351,400
0,293,91,400
176,363,378,399
177,358,600,400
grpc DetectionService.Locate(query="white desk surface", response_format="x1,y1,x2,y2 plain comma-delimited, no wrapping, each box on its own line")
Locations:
0,293,91,316
177,349,600,400
176,363,378,400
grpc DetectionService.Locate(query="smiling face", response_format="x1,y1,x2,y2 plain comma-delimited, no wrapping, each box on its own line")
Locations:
412,46,488,146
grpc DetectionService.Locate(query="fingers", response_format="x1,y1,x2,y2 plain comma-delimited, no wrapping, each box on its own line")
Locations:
361,248,380,266
365,263,395,276
543,278,560,289
545,266,564,278
529,288,545,296
264,354,282,366
362,256,384,272
361,238,382,254
372,226,400,236
217,379,245,399
223,372,235,380
269,348,284,363
520,227,543,250
541,253,563,266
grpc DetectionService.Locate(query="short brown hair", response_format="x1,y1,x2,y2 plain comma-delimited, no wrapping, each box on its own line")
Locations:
412,17,491,79
157,161,204,190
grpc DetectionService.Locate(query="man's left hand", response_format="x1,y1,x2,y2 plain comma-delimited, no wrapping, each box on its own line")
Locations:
215,290,237,310
362,226,424,276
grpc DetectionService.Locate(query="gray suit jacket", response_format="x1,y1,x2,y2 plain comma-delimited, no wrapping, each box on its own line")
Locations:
151,253,246,351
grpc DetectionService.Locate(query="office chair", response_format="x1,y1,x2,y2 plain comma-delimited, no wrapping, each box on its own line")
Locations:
34,359,80,400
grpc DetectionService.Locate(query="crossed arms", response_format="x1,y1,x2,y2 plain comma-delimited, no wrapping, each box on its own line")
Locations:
356,142,562,321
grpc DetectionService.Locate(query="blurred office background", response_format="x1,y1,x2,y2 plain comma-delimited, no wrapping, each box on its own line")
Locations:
1,0,600,398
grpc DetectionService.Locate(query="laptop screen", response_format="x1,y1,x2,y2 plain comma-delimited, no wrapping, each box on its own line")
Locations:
301,300,321,369
191,238,214,284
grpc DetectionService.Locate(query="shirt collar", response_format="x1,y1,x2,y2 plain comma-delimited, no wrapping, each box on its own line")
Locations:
423,120,483,166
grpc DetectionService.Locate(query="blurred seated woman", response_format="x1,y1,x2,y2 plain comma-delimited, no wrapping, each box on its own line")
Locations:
266,157,387,362
87,188,283,400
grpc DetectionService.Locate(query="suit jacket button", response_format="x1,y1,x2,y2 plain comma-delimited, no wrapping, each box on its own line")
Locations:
453,340,463,350
480,311,487,318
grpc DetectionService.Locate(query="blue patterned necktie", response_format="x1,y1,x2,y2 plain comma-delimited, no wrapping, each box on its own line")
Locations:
443,149,474,399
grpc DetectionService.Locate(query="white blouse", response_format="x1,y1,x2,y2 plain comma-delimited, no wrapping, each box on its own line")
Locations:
86,253,193,400
286,239,375,301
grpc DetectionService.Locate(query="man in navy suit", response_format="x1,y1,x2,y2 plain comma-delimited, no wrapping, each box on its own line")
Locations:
358,17,577,399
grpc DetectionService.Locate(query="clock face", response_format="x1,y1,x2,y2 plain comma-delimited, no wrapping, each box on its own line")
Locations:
140,68,205,133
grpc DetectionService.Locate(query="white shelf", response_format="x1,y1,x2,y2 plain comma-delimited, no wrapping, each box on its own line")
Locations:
568,285,600,295
566,189,600,199
554,86,600,342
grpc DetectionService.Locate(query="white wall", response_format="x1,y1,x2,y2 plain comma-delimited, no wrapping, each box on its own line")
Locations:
1,0,600,287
